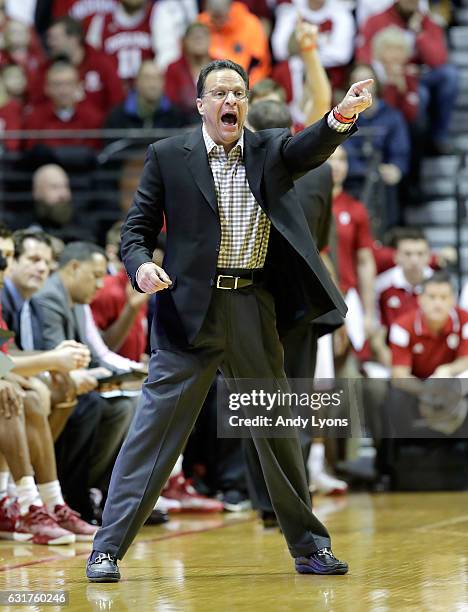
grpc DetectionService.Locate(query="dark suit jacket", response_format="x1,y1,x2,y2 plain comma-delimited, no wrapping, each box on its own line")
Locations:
32,273,101,364
294,163,333,253
1,280,45,350
121,117,355,348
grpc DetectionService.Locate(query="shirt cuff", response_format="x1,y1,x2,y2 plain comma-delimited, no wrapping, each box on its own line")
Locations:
136,261,153,289
327,109,356,133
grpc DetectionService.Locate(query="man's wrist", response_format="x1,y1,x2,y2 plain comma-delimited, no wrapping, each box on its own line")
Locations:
136,261,154,288
327,107,357,133
334,104,356,121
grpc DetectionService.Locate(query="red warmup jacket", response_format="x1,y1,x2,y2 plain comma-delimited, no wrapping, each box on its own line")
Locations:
23,100,103,150
0,99,23,151
357,4,448,68
28,45,125,121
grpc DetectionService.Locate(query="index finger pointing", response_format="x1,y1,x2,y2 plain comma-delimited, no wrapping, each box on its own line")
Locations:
351,79,374,93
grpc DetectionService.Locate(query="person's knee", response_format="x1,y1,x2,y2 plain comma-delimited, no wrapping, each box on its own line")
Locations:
425,63,458,94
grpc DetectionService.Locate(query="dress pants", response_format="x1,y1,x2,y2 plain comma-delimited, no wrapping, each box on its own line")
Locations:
244,325,319,513
55,392,103,518
93,285,331,559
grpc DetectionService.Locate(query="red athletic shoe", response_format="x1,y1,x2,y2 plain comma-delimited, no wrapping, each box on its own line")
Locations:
15,505,75,545
0,496,30,542
53,504,98,542
162,475,224,513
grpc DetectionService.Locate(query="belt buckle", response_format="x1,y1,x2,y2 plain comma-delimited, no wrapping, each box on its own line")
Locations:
216,275,239,289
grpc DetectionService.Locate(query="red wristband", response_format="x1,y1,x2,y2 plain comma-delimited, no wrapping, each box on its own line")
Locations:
333,106,356,123
300,43,317,52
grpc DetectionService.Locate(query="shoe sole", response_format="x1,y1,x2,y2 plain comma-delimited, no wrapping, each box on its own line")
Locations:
0,531,33,542
87,575,120,583
43,534,76,545
295,564,349,575
223,502,252,512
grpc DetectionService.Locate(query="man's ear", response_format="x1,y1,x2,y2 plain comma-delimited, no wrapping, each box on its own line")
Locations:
196,98,204,117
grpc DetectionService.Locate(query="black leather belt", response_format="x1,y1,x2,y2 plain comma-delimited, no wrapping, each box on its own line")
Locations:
215,269,264,290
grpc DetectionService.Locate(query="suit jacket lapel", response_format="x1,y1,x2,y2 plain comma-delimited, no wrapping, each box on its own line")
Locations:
183,127,218,216
243,128,267,212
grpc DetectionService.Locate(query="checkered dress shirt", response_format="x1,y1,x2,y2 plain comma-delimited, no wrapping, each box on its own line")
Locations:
203,125,270,269
136,112,354,284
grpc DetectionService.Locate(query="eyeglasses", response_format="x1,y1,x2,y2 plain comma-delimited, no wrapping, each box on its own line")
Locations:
202,88,248,101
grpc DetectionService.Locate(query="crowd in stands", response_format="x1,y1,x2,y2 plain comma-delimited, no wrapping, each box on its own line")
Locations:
0,0,467,545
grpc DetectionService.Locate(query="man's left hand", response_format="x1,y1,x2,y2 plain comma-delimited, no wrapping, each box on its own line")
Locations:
337,79,373,118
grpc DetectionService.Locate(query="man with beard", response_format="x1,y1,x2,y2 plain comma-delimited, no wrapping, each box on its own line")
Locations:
30,164,97,243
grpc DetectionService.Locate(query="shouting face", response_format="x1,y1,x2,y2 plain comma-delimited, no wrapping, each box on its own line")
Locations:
196,69,248,152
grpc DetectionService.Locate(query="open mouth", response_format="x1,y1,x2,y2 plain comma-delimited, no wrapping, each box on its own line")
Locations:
221,112,238,127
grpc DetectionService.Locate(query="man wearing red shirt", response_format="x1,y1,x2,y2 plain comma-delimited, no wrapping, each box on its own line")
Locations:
376,228,432,330
86,0,156,84
29,17,124,121
23,60,103,151
329,145,376,349
164,23,212,123
91,268,148,362
390,273,468,380
356,0,458,153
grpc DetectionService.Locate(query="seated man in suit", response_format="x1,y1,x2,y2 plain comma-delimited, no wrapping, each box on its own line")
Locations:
33,242,136,513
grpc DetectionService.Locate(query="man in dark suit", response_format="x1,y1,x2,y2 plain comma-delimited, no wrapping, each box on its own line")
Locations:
87,58,373,581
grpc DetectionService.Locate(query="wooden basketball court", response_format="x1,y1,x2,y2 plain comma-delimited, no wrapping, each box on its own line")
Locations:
0,492,467,611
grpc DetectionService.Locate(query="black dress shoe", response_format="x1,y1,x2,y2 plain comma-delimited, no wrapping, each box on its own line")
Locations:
295,548,349,575
145,509,169,525
86,550,120,582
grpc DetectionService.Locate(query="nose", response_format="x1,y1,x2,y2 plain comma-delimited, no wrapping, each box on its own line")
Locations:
224,91,237,104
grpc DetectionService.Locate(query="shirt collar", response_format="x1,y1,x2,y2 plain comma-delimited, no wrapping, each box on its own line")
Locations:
392,266,433,292
415,307,459,337
202,124,244,156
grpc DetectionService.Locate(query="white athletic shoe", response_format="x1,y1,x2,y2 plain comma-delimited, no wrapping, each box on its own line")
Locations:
154,496,182,513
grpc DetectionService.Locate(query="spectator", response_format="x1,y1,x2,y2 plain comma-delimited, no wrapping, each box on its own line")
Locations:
328,145,377,353
0,18,46,77
390,272,468,380
2,64,27,103
356,0,458,154
86,0,156,84
249,78,286,105
376,228,433,331
198,0,271,86
151,0,199,72
271,0,355,91
105,60,187,135
33,241,135,517
29,164,98,242
372,25,419,123
28,17,125,121
49,0,117,21
0,65,25,151
164,23,212,123
342,64,410,227
271,18,332,127
23,60,103,151
91,263,149,362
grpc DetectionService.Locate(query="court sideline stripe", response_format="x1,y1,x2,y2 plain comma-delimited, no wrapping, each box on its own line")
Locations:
0,516,255,573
